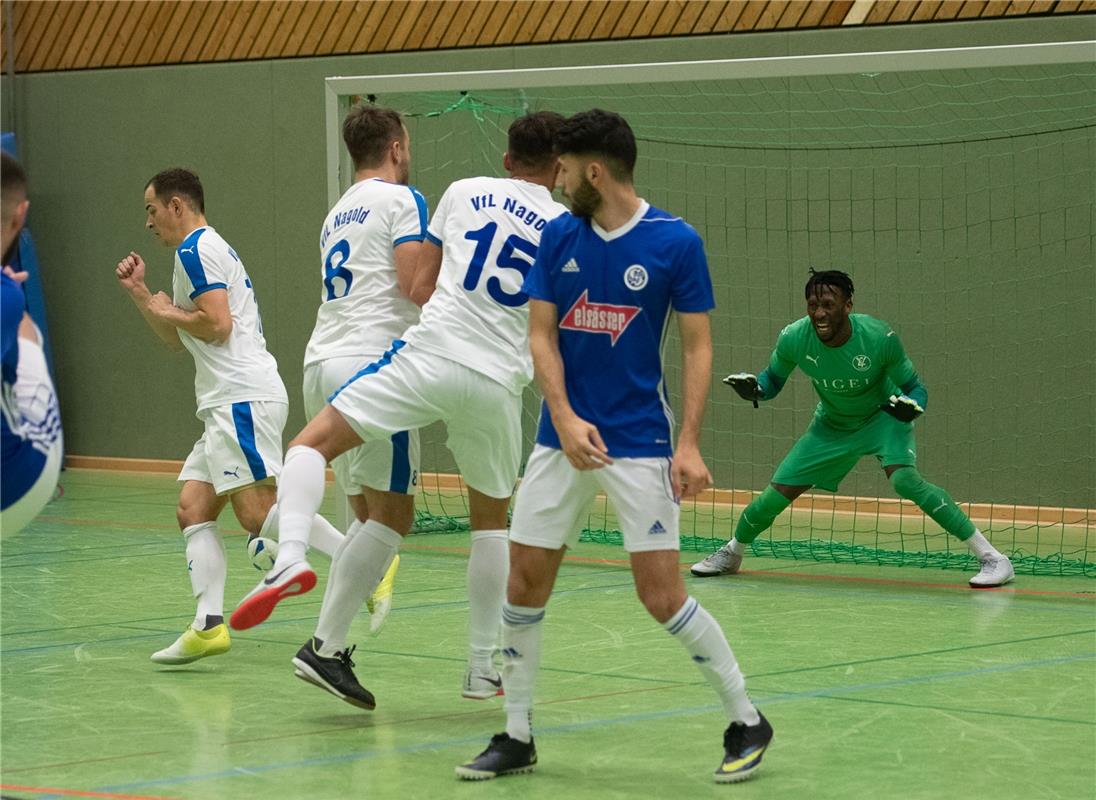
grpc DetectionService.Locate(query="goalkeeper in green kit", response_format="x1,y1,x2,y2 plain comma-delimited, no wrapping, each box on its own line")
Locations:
692,269,1014,588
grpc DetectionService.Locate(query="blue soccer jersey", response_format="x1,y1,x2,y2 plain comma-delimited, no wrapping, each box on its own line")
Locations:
523,201,715,457
1,275,48,509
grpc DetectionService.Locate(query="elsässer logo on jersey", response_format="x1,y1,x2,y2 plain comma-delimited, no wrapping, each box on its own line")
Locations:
558,290,641,346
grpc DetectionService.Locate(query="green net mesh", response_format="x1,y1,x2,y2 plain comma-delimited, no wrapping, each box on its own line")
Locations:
346,62,1095,577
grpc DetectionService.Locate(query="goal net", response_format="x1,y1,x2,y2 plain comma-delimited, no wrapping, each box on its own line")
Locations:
325,41,1096,577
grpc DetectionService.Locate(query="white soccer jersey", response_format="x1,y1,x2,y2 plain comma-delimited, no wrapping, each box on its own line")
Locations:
304,178,428,367
171,226,287,413
402,177,567,394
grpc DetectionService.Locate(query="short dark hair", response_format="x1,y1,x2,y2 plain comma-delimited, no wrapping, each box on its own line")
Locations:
507,111,565,171
1,152,28,219
556,109,637,182
146,168,205,213
343,105,405,170
805,268,854,301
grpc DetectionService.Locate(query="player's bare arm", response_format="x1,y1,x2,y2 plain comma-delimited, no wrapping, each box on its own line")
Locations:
529,298,611,470
673,310,713,499
408,239,443,307
115,251,183,350
147,287,232,345
393,240,424,302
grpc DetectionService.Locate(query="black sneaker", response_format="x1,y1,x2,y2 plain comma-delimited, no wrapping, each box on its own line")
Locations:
292,637,376,710
714,712,773,783
455,733,537,780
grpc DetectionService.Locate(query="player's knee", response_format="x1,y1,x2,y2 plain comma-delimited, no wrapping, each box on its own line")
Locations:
636,586,683,625
889,467,924,500
176,499,208,530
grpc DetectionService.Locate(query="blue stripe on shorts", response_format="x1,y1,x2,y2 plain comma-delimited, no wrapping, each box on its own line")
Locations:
231,402,267,482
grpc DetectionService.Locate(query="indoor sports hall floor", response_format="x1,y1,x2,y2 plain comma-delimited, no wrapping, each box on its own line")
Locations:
2,469,1093,800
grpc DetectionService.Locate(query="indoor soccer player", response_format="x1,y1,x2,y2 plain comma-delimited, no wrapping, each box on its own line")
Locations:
231,113,568,711
692,269,1014,588
115,169,344,664
1,152,63,537
291,105,426,635
457,110,771,784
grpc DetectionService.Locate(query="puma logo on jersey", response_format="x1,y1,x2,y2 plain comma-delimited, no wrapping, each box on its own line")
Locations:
179,246,196,255
562,258,580,273
223,467,240,478
805,354,819,366
559,290,641,346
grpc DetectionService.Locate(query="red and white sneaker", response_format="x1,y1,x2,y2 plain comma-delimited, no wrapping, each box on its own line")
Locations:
230,560,316,630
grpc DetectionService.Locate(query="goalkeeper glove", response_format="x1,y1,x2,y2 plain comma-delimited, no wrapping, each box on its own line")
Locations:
881,394,924,422
723,372,762,408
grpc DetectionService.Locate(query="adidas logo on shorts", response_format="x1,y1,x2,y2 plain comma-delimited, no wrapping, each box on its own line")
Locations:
648,520,667,535
562,258,580,273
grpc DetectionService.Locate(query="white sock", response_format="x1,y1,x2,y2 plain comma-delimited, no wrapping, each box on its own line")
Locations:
728,538,745,556
467,529,509,671
501,602,545,744
183,522,226,629
966,529,1002,560
309,514,345,558
665,596,759,725
314,519,402,656
259,504,345,560
318,519,364,612
273,446,327,570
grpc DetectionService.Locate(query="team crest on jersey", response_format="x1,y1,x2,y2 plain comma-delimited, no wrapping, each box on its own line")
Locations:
624,264,648,290
559,290,641,346
852,354,871,371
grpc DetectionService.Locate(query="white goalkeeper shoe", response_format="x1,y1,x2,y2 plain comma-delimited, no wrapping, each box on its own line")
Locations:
969,555,1014,588
691,545,743,577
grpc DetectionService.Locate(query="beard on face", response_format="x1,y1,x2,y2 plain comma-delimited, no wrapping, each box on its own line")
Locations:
397,156,410,186
567,175,602,218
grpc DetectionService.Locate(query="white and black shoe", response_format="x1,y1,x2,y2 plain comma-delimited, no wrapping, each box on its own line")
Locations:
292,637,376,710
462,665,503,699
456,733,536,780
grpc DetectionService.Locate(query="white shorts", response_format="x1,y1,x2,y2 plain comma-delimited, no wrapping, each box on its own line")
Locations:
510,445,681,553
303,356,420,495
329,341,522,499
179,401,287,495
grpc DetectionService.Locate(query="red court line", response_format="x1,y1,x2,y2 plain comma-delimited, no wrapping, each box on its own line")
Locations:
0,785,175,800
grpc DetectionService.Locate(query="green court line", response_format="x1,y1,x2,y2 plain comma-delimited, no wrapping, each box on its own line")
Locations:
807,693,1095,727
751,627,1096,679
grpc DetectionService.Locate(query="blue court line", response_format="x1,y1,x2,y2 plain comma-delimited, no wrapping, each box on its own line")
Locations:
79,651,1095,796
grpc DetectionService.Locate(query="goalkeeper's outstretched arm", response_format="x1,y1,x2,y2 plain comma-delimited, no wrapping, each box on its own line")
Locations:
722,367,787,407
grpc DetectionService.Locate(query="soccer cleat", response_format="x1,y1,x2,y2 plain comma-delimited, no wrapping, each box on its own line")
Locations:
366,554,399,635
150,623,231,665
969,555,1015,588
455,733,536,780
714,712,773,783
292,637,376,710
462,665,504,700
690,545,743,577
229,560,317,630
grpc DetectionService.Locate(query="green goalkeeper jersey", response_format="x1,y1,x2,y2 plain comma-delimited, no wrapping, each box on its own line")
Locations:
757,313,922,430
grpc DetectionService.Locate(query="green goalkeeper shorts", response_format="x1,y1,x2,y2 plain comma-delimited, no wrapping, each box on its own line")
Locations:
772,411,917,492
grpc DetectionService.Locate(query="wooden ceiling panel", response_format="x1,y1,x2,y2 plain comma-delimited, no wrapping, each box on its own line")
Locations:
9,0,1095,73
666,0,710,34
532,1,573,43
